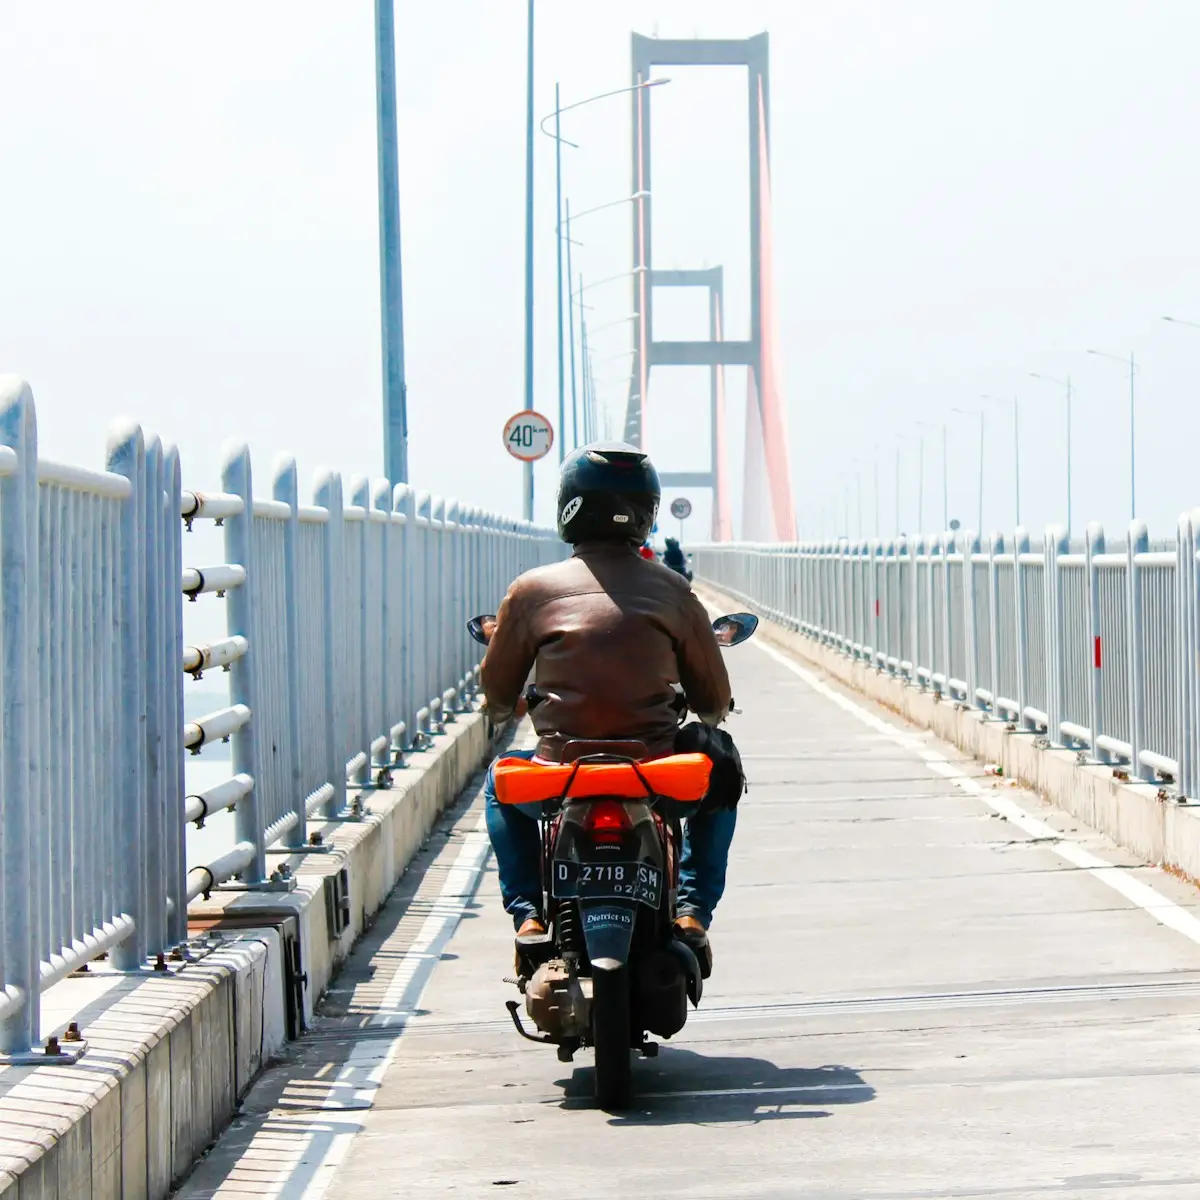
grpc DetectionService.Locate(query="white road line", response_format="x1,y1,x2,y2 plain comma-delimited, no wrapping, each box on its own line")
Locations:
748,634,1200,949
293,809,493,1198
181,799,495,1200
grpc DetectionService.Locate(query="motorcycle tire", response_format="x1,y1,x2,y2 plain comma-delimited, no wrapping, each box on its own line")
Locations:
592,964,633,1110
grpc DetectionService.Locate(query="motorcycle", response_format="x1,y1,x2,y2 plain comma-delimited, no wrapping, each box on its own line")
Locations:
467,610,758,1109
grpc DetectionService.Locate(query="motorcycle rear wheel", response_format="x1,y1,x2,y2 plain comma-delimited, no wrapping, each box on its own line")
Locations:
592,964,633,1110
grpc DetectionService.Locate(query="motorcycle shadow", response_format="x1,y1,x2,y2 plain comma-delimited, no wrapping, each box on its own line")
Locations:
556,1049,874,1124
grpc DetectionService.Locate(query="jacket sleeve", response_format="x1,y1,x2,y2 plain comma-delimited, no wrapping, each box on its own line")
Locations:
480,581,538,724
676,589,733,725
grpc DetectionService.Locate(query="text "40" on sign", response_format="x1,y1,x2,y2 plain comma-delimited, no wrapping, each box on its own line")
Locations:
502,412,554,462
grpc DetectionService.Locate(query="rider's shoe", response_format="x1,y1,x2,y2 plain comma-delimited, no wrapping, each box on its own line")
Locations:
673,914,713,979
514,917,547,972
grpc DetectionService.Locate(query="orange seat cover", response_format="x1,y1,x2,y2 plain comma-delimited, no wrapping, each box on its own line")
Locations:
493,753,712,806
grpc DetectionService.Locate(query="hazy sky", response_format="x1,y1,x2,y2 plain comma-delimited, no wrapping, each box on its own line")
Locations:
4,2,1200,542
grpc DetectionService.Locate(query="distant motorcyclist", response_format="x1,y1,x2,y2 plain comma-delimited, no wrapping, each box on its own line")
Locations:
480,443,736,964
663,536,691,581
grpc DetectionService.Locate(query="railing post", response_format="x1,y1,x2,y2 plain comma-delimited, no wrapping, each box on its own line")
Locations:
392,484,416,752
941,531,954,698
924,536,937,691
273,456,306,847
1127,520,1151,781
108,421,150,965
0,381,38,1053
314,469,347,816
165,446,187,945
1044,525,1069,747
414,492,433,736
348,477,372,785
431,497,447,730
879,538,892,671
1086,521,1106,761
372,478,396,765
873,542,883,672
141,437,168,958
446,499,464,711
964,531,980,707
1013,526,1031,729
1178,511,1198,799
988,533,1004,717
222,442,267,883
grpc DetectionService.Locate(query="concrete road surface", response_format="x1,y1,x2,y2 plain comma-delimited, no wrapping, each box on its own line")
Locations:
177,634,1200,1199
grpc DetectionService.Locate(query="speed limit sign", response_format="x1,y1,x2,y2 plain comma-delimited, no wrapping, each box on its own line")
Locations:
670,497,692,520
503,411,554,462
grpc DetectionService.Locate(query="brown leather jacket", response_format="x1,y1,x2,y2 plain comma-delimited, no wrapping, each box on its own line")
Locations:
480,542,732,761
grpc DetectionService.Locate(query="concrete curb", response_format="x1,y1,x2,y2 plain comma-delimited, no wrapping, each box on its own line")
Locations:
0,710,492,1200
700,584,1200,887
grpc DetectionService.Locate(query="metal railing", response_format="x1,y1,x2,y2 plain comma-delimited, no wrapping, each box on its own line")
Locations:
0,375,560,1057
695,519,1200,800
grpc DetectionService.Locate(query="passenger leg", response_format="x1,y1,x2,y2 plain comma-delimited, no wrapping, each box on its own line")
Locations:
483,749,543,930
677,804,738,928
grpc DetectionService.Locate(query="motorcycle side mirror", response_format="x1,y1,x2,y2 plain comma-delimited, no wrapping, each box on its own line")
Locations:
711,612,759,647
467,614,497,645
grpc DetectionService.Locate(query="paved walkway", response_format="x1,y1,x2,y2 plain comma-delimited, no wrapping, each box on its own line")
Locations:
178,633,1200,1199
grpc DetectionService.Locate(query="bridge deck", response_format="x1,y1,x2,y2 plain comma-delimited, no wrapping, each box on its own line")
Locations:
179,635,1200,1199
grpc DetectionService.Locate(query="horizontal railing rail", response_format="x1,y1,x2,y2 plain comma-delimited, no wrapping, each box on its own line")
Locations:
0,374,561,1059
695,518,1200,804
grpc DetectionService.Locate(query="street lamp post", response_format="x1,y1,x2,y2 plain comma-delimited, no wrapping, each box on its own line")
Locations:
873,449,881,538
1029,372,1073,531
916,421,948,531
521,0,535,520
565,199,578,449
562,191,647,449
894,436,902,537
553,82,565,463
1087,349,1138,520
952,408,985,533
374,0,407,485
539,77,668,462
982,395,1019,527
918,432,924,533
579,294,591,443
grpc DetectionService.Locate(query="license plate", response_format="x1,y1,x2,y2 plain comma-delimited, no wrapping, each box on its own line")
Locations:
552,860,663,908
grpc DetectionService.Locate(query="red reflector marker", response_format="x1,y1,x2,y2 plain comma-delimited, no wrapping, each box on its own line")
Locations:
1094,636,1102,669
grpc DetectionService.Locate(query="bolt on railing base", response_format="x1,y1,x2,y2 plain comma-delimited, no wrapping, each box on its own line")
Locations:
0,1034,89,1066
267,841,336,856
211,874,299,895
321,793,369,823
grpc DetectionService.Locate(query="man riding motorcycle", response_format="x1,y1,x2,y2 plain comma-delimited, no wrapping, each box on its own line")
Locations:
480,442,737,965
662,536,691,580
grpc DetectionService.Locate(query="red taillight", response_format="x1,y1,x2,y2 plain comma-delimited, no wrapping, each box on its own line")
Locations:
584,799,632,843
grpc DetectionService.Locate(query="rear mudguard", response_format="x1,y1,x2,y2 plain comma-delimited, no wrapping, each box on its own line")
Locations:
553,799,666,970
579,900,638,969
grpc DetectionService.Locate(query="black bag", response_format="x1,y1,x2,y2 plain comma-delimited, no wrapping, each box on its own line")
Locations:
673,722,746,811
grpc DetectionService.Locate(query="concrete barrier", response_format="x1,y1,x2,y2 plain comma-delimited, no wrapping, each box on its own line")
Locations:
0,710,491,1199
699,583,1200,890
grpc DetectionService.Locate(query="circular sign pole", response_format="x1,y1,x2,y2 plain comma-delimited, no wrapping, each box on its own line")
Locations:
669,496,693,543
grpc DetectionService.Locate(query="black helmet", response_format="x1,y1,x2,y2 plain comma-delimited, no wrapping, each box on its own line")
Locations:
557,441,660,545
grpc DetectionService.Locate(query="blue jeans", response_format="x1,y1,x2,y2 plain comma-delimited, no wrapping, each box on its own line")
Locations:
483,749,738,931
